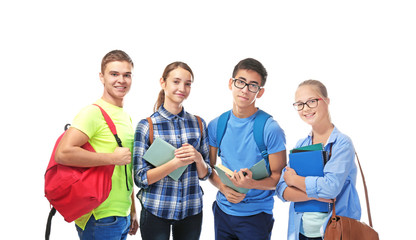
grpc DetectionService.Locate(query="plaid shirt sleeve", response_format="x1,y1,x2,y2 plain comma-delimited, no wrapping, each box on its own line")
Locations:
197,117,212,180
133,118,151,189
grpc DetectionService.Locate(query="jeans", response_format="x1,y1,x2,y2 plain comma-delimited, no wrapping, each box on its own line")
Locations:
212,201,274,240
76,215,131,240
139,208,203,240
299,233,323,240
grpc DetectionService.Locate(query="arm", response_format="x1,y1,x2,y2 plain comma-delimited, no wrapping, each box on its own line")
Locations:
55,127,131,167
129,190,139,235
145,155,193,185
208,146,246,204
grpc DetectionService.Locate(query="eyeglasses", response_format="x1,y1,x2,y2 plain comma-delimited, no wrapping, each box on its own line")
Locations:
232,78,262,93
293,98,323,111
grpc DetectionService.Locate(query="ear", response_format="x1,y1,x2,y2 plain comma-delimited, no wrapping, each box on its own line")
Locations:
99,72,105,85
228,78,234,90
160,77,166,89
256,88,265,99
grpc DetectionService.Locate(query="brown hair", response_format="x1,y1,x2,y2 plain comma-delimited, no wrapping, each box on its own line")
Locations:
154,61,194,112
298,79,328,99
101,50,134,73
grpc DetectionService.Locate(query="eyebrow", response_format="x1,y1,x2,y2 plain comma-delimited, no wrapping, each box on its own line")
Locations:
236,77,260,85
109,71,132,74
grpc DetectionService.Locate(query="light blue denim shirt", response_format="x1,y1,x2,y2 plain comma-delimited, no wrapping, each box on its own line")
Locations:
276,126,361,240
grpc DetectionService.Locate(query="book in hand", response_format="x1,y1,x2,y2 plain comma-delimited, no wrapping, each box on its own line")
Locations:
215,159,269,194
142,137,187,181
289,146,330,212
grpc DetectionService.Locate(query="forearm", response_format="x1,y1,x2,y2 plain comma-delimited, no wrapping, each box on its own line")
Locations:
55,147,114,167
283,186,310,202
249,172,281,190
146,158,181,185
195,158,209,179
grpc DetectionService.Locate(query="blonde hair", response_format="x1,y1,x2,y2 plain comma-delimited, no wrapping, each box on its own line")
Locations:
298,79,328,101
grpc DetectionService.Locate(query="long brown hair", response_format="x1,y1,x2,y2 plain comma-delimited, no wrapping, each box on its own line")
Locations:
154,61,194,112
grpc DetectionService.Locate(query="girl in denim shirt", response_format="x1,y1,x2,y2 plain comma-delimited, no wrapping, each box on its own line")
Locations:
276,80,361,240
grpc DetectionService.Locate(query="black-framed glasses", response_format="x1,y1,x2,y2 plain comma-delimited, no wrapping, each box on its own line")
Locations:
293,98,323,111
232,78,262,93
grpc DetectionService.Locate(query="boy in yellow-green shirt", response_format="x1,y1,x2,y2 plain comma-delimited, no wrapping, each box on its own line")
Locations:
55,50,138,239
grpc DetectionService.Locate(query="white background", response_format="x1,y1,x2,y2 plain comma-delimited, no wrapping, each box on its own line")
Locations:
1,0,414,239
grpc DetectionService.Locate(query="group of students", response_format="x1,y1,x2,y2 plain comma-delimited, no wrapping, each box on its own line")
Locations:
54,50,362,240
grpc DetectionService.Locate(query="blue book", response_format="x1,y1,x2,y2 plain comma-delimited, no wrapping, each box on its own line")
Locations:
289,150,330,212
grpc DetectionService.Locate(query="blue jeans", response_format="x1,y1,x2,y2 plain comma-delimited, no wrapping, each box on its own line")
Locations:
76,215,131,240
212,201,274,240
139,208,202,240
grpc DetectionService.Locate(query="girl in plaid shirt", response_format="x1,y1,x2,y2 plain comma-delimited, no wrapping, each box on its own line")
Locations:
133,62,212,240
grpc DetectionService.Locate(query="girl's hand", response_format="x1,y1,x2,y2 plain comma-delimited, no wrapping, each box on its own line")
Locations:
175,143,203,164
283,166,298,187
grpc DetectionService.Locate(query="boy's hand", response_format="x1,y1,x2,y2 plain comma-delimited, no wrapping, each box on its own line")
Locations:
229,168,255,189
219,184,246,204
112,147,131,165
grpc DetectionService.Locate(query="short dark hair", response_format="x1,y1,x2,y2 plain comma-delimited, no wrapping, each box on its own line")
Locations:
232,58,268,86
101,50,134,73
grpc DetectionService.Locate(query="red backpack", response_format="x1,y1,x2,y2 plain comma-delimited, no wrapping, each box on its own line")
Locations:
44,104,129,239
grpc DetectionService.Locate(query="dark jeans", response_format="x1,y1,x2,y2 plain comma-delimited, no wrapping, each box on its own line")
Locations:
299,233,323,240
139,208,202,240
212,201,274,240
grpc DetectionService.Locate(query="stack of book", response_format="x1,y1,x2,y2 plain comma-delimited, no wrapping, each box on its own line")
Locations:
289,143,330,212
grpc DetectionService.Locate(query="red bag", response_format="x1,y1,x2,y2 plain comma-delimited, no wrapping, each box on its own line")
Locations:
44,104,125,238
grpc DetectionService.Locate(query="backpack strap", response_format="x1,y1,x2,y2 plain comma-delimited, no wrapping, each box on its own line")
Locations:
216,110,272,160
216,110,232,156
195,115,203,136
146,117,154,145
92,104,129,191
253,110,272,160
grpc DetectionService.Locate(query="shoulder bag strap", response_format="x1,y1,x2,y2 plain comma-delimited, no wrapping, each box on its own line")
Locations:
355,152,373,227
331,151,373,228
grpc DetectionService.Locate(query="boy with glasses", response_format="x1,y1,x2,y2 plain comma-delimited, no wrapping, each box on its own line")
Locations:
208,58,287,240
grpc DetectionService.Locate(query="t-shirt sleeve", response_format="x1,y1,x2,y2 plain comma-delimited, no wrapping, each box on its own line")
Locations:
264,118,286,154
207,117,219,148
71,105,101,139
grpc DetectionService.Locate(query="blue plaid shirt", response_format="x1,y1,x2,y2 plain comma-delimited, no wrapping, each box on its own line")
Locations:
133,106,211,220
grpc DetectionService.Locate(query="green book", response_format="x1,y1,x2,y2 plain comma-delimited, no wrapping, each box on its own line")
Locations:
142,137,187,181
215,159,270,194
290,143,324,153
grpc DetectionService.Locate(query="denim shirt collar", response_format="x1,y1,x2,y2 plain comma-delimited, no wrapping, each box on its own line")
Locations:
307,125,340,147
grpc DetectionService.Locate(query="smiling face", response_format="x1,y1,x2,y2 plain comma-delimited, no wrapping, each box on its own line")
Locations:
99,60,133,107
161,67,192,107
294,85,330,127
229,69,264,113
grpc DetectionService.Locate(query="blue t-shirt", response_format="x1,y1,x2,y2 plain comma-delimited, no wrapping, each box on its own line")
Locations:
208,109,286,216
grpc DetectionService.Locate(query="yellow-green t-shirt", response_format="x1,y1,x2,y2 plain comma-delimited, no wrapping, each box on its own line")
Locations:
71,99,134,230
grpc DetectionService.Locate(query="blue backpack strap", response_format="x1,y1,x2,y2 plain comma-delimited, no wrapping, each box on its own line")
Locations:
216,110,231,156
253,110,272,161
